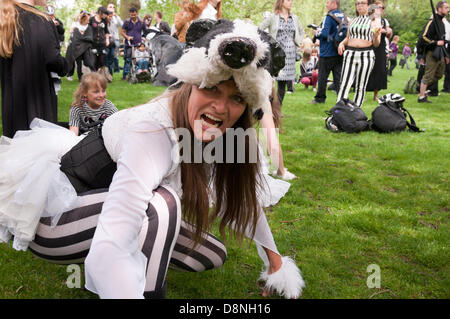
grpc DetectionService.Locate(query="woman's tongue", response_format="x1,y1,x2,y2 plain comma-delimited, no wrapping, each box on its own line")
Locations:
201,114,220,127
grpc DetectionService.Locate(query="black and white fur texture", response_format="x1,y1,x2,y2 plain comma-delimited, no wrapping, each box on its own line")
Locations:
167,19,286,116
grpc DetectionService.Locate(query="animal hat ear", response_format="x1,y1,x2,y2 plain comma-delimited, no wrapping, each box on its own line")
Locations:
257,30,286,77
185,19,220,46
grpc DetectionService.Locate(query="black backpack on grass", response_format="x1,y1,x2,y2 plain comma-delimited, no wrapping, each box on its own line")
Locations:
325,99,369,133
370,94,421,133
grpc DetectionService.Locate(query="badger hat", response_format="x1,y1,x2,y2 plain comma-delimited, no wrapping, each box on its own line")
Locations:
167,18,286,116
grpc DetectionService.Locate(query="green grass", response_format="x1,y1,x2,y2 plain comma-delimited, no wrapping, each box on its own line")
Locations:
0,65,449,299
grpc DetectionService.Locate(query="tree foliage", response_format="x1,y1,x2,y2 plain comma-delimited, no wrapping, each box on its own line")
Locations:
52,0,437,51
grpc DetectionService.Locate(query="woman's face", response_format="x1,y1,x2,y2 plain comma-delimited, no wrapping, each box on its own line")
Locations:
188,80,247,142
282,0,293,11
355,0,368,15
86,84,106,109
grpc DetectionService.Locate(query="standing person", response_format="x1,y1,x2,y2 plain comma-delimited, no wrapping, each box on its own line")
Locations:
0,19,305,299
142,14,154,39
65,11,96,82
336,0,382,107
418,1,450,103
89,6,110,71
121,7,145,80
387,35,399,76
366,1,392,101
402,43,412,70
198,0,222,20
46,4,65,44
174,0,202,45
68,72,118,136
153,11,171,34
311,0,344,104
0,0,68,138
259,0,305,106
106,3,123,74
442,16,450,93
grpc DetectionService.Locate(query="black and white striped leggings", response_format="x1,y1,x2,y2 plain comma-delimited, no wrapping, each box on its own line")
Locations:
28,186,227,298
337,47,375,107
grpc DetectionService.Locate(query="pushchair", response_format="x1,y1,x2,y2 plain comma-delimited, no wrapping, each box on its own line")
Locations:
128,43,155,84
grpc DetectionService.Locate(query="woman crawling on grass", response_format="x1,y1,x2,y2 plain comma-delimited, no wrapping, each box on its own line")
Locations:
0,18,305,299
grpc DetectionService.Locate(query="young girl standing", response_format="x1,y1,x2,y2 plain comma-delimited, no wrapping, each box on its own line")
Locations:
69,72,118,136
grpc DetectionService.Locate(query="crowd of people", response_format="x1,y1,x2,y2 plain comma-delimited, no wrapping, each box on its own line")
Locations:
0,0,449,300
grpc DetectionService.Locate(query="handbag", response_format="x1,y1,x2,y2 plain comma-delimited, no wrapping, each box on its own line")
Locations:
60,126,117,194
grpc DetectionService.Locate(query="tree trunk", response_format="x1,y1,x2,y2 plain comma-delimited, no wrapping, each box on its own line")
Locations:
120,0,141,20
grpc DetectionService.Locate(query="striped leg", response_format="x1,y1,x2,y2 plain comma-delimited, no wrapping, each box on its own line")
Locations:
139,186,181,298
337,50,357,102
353,50,375,107
29,189,108,264
169,220,227,272
28,186,224,298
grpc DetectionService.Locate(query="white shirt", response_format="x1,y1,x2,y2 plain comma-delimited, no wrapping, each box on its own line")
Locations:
84,98,280,298
199,3,218,20
108,15,123,42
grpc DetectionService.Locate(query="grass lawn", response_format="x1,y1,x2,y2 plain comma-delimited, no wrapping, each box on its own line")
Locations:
0,64,449,299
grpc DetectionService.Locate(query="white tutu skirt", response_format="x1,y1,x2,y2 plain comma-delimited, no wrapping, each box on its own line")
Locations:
257,145,290,208
0,119,84,251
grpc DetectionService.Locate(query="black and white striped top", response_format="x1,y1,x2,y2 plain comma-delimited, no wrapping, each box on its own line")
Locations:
69,99,118,132
349,15,373,42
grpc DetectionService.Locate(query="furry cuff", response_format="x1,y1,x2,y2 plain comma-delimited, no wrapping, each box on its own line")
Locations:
259,256,305,299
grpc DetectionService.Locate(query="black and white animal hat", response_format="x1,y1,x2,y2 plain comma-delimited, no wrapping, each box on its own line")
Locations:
167,18,285,116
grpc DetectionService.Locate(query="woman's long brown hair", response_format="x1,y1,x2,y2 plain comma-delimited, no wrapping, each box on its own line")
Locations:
169,83,261,246
0,0,50,58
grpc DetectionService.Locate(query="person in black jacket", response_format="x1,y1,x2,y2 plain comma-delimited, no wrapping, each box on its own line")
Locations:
46,4,65,44
0,0,68,138
89,6,110,71
153,11,171,35
66,11,96,81
418,1,450,103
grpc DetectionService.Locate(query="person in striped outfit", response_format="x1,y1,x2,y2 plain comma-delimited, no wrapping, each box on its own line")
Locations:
336,1,382,107
0,19,304,299
68,72,118,136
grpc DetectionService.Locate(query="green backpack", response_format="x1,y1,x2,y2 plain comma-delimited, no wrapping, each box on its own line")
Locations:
404,77,418,94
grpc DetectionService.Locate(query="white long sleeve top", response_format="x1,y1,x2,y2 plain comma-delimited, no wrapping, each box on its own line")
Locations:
84,97,280,298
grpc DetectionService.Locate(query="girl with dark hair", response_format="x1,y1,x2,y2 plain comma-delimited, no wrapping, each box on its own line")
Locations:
0,19,304,299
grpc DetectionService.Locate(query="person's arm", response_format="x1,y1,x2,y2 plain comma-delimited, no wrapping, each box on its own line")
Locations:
84,121,174,298
42,19,68,76
372,20,382,48
248,207,305,299
258,14,272,32
69,126,79,136
295,16,305,47
68,107,80,136
319,15,335,40
337,27,350,55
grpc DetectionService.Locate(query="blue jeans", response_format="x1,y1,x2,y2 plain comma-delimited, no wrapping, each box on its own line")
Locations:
122,46,133,79
105,47,115,76
137,60,149,71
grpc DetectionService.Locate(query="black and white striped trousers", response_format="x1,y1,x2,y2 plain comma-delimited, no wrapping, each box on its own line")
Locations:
337,47,375,107
28,186,227,298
